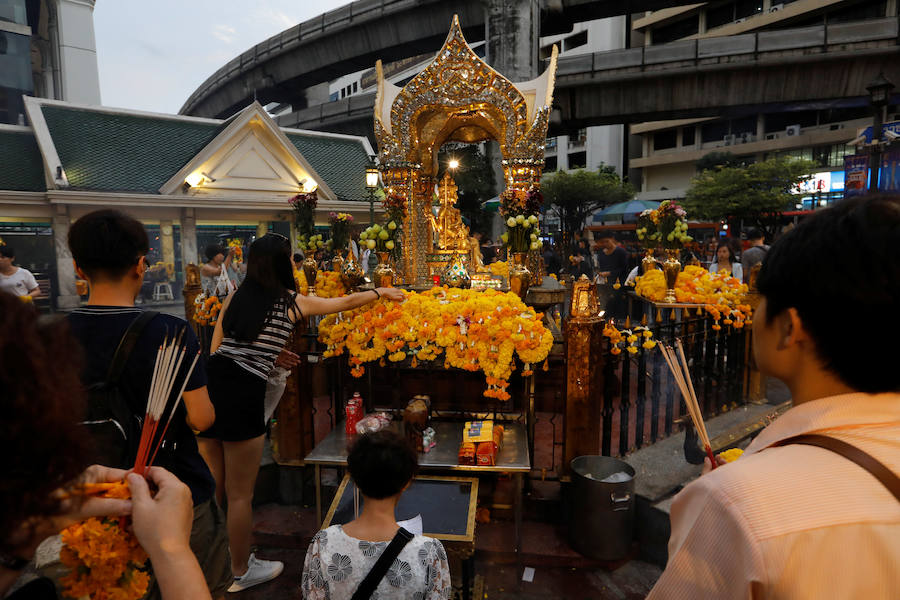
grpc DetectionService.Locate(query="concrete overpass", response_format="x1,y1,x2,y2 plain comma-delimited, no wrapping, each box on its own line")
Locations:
180,0,689,119
271,17,900,138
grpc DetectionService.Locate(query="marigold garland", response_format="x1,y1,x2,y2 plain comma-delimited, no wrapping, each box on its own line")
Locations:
633,265,751,329
294,269,346,298
602,323,656,355
318,287,553,400
60,481,149,600
191,294,222,326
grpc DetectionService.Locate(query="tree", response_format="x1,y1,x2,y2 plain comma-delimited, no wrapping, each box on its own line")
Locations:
541,165,634,247
683,157,815,239
437,144,495,236
695,151,746,172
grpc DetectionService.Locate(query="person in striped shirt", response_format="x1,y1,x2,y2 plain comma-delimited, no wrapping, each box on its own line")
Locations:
648,195,900,599
197,234,404,592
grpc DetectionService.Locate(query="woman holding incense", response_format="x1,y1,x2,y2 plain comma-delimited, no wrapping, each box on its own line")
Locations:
0,293,211,600
197,233,405,592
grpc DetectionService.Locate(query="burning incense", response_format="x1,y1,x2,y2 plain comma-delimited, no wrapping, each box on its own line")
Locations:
660,341,717,469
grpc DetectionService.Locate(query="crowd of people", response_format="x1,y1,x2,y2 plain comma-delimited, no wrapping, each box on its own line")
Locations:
2,196,898,599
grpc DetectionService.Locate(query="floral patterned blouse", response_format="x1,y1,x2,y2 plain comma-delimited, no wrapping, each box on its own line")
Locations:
302,525,452,599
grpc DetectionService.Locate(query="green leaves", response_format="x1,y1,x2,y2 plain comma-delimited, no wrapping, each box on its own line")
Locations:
542,165,634,243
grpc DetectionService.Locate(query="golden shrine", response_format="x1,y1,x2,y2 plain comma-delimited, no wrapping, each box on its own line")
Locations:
374,15,558,285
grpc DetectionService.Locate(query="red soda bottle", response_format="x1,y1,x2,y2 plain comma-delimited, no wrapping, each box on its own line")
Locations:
345,392,364,435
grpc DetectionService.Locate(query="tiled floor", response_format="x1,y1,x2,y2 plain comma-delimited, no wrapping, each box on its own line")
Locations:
233,503,661,599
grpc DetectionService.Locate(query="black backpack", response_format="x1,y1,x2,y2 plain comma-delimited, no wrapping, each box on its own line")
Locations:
80,311,158,469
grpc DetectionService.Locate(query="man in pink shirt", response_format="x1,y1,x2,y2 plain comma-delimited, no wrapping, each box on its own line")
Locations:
648,195,900,599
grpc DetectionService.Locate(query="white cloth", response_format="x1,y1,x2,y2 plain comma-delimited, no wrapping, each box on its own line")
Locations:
0,267,38,297
302,525,452,600
264,366,290,423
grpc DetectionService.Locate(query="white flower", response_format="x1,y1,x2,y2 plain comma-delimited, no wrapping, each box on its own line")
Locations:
359,231,368,240
506,217,516,227
366,239,376,250
528,215,539,224
372,224,382,233
378,230,389,240
385,240,395,250
530,233,537,241
515,215,525,224
388,221,397,230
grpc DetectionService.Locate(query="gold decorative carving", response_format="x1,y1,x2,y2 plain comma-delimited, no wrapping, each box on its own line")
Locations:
374,15,557,285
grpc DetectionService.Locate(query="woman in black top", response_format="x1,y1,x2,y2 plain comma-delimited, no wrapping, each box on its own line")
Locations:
197,234,404,592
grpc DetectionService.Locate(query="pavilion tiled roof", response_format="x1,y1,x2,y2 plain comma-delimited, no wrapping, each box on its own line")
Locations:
0,129,46,192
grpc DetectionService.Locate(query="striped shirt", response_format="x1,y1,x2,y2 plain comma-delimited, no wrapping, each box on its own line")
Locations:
647,392,900,599
215,293,297,380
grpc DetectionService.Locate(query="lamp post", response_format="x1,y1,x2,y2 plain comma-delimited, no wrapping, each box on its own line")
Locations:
365,158,379,226
866,73,895,193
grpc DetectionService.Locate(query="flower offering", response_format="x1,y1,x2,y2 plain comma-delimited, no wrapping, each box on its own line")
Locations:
192,294,222,326
359,220,400,255
295,269,346,298
328,212,353,250
637,200,692,249
318,287,553,400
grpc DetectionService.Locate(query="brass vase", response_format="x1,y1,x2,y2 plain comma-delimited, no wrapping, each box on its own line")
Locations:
331,251,344,273
373,252,395,288
662,248,681,303
441,252,471,288
301,256,318,296
509,252,532,300
641,248,657,275
340,250,367,290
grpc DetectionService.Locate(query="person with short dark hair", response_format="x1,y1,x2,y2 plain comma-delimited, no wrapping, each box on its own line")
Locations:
65,209,231,599
0,246,40,298
0,293,212,600
302,431,451,599
740,228,768,283
292,252,304,271
647,196,900,599
709,241,742,280
201,244,235,297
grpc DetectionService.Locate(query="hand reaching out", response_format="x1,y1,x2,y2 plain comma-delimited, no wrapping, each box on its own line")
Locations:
275,349,301,369
376,287,405,302
127,467,193,559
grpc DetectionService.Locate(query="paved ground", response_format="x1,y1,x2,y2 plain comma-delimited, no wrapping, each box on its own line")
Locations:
233,503,661,600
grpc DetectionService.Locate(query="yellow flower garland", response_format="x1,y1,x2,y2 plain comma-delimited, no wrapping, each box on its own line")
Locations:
318,287,553,400
294,269,346,298
633,265,751,329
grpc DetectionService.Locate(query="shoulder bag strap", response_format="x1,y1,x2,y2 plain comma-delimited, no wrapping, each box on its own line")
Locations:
777,434,900,502
350,527,415,600
105,310,159,383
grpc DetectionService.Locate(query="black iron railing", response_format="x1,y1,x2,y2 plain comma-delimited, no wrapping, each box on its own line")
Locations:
599,307,751,457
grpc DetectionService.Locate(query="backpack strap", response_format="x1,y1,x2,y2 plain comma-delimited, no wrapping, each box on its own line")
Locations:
106,310,159,383
350,527,415,600
776,434,900,502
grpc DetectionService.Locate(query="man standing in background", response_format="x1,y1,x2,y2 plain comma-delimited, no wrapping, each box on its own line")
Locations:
741,229,769,283
0,246,41,298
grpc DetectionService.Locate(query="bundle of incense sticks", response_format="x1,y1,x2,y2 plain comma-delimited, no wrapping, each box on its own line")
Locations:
659,339,717,469
133,327,201,475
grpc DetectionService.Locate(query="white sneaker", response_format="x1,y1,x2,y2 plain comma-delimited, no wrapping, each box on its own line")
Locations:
227,553,284,592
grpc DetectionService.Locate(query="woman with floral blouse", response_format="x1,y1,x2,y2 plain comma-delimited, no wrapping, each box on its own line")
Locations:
302,431,451,599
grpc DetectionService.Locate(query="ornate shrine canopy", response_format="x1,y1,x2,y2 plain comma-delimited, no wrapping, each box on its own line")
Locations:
374,14,557,177
372,15,558,284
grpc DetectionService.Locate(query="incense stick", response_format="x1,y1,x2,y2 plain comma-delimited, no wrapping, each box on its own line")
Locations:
659,341,717,469
147,351,200,468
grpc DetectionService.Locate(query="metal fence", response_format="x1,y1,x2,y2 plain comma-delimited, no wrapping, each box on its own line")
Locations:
600,305,751,458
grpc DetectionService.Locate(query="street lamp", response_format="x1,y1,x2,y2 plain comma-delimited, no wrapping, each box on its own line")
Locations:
365,157,379,226
866,73,895,193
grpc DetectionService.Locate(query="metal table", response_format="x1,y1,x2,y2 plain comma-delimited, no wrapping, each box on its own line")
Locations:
305,420,530,553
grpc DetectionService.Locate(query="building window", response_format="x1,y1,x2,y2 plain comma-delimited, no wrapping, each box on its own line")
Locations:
564,31,588,52
568,151,587,169
682,127,696,147
545,137,557,150
706,4,735,29
352,81,358,93
735,0,764,20
0,0,28,26
544,156,558,172
701,121,730,144
653,130,678,151
539,44,555,60
652,17,699,45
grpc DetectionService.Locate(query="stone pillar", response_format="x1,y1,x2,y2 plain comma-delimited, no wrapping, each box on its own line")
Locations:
257,222,269,239
485,0,540,81
564,276,605,471
160,220,175,280
180,208,198,270
52,205,79,309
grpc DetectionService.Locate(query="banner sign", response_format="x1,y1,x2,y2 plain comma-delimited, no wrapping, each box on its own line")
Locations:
844,155,869,197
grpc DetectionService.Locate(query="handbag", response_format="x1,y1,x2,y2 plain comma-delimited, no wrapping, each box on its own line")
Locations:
350,527,414,600
776,434,900,501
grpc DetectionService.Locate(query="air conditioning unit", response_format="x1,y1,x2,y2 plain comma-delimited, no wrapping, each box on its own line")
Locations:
741,132,755,144
765,133,778,140
785,124,801,136
723,134,737,145
769,3,784,12
734,18,748,24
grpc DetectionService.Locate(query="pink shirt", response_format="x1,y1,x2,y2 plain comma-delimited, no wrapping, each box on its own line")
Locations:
648,392,900,599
